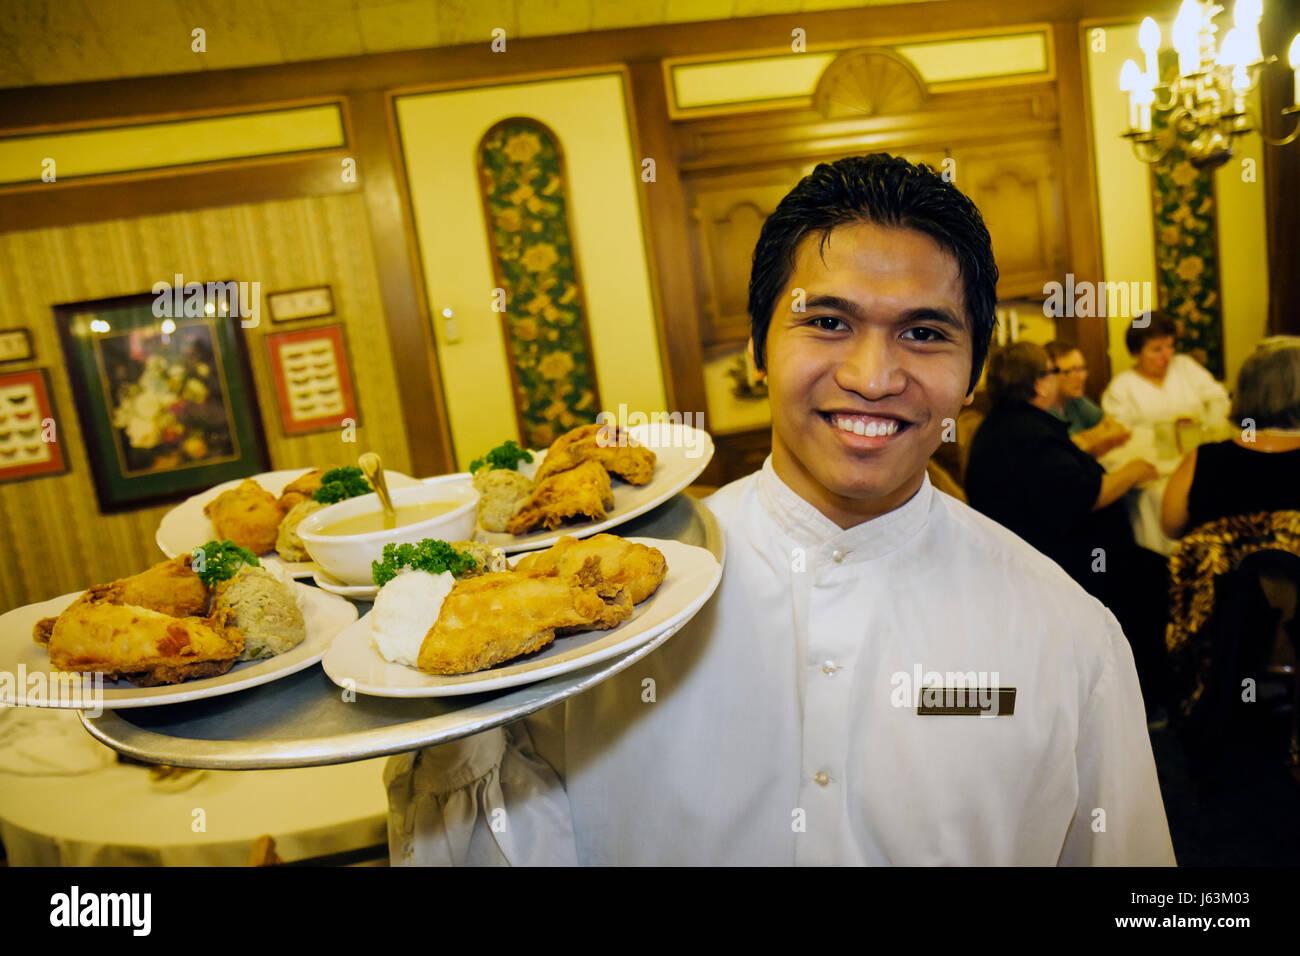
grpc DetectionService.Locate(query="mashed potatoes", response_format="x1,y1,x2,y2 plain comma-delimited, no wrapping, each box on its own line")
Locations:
213,564,307,661
369,569,456,667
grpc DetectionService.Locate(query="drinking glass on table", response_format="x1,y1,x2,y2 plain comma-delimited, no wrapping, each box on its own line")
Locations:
1153,421,1178,460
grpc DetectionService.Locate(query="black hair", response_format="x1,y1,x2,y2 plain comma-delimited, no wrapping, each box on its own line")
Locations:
747,153,999,394
986,342,1051,407
1124,310,1178,355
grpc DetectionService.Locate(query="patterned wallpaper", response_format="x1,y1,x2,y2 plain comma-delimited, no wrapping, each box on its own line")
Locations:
479,118,601,448
0,192,412,609
1149,113,1225,378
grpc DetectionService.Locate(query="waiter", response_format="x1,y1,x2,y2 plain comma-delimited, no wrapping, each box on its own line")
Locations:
384,154,1175,865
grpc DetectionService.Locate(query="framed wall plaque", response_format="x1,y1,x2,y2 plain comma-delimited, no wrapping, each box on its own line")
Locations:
267,286,334,324
266,323,358,435
0,328,34,364
0,367,67,482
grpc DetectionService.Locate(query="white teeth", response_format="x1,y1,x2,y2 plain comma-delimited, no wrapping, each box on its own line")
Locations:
831,415,901,436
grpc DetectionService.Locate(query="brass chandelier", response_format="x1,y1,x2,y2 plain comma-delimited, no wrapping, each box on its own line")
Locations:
1119,0,1300,168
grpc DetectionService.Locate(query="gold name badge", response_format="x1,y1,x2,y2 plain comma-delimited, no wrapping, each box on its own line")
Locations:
916,687,1017,717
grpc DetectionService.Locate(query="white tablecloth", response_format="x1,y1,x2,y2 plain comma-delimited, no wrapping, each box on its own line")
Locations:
1100,424,1183,557
0,707,388,866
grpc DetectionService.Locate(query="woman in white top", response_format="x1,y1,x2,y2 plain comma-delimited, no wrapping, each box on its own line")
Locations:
1101,311,1230,430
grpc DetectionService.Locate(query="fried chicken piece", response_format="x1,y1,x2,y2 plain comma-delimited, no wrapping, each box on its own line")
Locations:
277,469,324,514
96,554,209,618
416,570,630,675
204,479,282,555
42,602,244,686
33,556,209,646
505,459,614,534
533,423,657,486
513,534,668,604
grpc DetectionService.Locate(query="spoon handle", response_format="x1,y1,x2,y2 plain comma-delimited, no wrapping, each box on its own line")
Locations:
358,452,397,530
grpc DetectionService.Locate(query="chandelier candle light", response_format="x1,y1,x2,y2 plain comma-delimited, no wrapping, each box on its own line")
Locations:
1119,0,1300,167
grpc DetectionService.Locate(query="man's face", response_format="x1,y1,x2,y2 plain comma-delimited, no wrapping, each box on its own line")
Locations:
1055,349,1088,400
756,221,974,526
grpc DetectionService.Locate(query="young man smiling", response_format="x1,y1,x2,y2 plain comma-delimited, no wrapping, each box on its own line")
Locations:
385,154,1175,866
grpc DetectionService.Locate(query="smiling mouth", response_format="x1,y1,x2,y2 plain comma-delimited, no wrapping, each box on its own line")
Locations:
821,412,910,438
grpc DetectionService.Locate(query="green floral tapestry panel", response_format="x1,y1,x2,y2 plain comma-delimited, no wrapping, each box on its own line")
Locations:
1149,110,1225,378
478,118,601,449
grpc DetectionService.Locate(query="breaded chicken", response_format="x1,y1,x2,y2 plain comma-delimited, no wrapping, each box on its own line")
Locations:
34,556,209,646
95,555,210,618
513,534,668,604
505,459,614,534
204,478,281,555
533,423,657,485
277,469,324,514
417,570,630,675
41,602,244,686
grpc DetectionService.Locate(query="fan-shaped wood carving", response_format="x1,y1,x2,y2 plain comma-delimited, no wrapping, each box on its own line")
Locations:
813,48,928,119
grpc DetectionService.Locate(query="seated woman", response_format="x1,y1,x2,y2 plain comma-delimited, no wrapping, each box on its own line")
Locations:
966,342,1170,724
1101,311,1230,430
1161,336,1300,538
1045,339,1131,458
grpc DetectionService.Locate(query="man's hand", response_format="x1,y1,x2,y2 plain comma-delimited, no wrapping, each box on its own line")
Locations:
1073,418,1131,458
1095,458,1159,510
1124,458,1159,484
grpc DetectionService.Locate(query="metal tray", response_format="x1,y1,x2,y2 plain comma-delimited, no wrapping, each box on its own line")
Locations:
81,494,721,770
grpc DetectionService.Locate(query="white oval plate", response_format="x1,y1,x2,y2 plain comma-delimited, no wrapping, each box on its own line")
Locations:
322,538,721,697
462,422,714,554
0,584,357,709
155,468,423,577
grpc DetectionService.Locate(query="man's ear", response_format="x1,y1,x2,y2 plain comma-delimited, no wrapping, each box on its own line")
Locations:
747,337,766,381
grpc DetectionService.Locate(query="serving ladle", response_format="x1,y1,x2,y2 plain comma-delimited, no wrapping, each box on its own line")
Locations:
358,452,397,530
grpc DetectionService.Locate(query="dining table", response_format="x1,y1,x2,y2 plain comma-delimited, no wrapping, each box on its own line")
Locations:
1098,419,1236,556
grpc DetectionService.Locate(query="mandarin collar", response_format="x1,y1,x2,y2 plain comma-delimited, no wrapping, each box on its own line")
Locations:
756,456,933,560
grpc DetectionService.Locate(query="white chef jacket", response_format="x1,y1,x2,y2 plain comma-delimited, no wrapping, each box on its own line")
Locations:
384,459,1176,866
1101,354,1230,430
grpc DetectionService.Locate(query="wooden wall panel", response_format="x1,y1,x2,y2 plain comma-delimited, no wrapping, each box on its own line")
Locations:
0,192,412,609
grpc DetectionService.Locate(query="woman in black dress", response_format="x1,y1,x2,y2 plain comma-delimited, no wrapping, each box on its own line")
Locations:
1162,337,1300,538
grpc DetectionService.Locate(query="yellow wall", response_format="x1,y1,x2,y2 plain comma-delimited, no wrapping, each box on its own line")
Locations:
396,71,668,467
1086,21,1269,390
0,193,412,609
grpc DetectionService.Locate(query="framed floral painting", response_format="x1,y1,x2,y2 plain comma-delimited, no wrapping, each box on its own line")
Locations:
54,289,268,512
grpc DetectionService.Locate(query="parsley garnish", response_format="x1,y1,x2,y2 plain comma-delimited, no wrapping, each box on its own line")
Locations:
192,539,260,587
371,539,479,587
313,466,373,504
468,440,534,474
